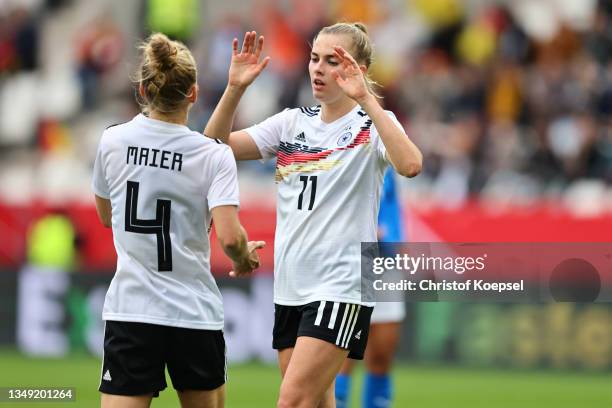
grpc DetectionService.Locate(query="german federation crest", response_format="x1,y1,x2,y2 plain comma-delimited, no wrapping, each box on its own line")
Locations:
337,132,352,146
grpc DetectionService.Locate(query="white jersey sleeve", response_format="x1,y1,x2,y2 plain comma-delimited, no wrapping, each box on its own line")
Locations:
244,109,290,161
371,111,406,164
208,147,240,209
92,140,110,198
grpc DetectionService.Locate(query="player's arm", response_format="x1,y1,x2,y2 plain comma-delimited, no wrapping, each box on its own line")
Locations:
94,195,112,228
203,31,269,161
363,98,422,178
205,87,262,160
211,205,265,277
331,46,422,178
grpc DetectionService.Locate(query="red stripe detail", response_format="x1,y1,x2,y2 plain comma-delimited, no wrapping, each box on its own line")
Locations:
277,129,371,167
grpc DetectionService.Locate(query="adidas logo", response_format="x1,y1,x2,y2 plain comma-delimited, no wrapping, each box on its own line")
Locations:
103,370,112,381
295,132,306,143
354,330,362,340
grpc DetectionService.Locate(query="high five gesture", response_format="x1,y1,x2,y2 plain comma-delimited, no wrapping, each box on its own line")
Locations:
228,31,270,89
204,31,270,155
202,22,422,408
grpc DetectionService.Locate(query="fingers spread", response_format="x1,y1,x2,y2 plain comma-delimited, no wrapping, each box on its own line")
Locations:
256,56,270,73
332,70,347,86
245,31,251,54
334,46,359,68
250,31,257,54
241,32,250,54
255,35,264,59
244,32,251,54
333,46,347,61
332,69,345,80
248,31,257,54
333,50,352,72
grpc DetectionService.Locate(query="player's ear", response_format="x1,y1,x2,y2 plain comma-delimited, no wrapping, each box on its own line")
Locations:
187,84,198,103
359,64,367,75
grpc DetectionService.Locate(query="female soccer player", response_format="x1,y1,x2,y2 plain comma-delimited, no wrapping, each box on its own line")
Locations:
92,33,264,408
205,24,422,407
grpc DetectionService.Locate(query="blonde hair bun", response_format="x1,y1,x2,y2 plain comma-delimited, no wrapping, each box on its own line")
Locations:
136,32,197,114
147,33,178,71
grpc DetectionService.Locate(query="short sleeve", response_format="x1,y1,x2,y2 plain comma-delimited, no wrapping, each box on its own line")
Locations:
91,140,110,198
371,111,406,164
207,147,240,210
243,109,289,161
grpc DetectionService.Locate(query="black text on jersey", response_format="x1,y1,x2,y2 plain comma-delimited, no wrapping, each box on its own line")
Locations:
127,146,183,172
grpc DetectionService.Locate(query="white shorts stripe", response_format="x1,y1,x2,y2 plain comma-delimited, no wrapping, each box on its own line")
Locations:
341,305,357,347
314,300,326,326
335,304,350,345
343,305,361,348
328,302,340,329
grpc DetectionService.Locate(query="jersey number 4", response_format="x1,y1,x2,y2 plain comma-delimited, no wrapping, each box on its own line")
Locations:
124,181,172,271
298,175,317,210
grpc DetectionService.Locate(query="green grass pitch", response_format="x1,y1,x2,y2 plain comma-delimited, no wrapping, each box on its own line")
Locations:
0,349,610,407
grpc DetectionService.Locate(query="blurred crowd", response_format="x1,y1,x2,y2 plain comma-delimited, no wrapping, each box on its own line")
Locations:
0,0,611,210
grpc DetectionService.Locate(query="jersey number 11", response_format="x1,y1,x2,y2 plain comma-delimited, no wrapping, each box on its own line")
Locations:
298,175,317,211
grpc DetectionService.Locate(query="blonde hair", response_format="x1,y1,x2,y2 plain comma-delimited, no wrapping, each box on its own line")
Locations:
315,22,381,97
136,33,197,114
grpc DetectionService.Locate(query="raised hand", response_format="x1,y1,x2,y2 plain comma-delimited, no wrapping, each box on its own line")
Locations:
331,46,371,104
229,240,266,278
228,31,270,90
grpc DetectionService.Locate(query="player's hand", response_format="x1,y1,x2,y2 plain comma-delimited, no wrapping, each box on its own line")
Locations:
229,240,266,277
228,31,270,90
331,46,370,104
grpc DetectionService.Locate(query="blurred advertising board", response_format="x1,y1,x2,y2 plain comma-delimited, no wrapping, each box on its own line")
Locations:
0,268,610,370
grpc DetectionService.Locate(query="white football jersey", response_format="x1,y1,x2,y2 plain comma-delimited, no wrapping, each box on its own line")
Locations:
246,104,403,306
92,114,239,330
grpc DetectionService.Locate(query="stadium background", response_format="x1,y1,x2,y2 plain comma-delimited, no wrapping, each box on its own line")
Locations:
1,0,612,406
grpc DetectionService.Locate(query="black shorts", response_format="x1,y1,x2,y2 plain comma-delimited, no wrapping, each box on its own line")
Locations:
99,321,226,396
273,301,373,360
